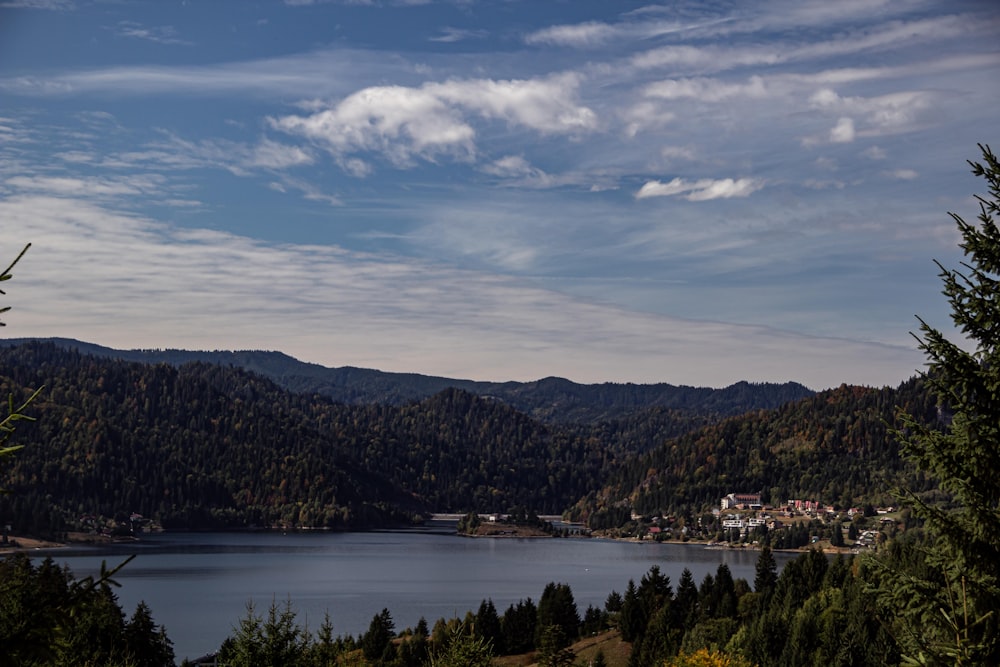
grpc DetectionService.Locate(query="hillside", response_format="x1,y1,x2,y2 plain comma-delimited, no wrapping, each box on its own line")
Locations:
0,338,814,423
573,379,938,527
0,342,620,533
0,341,930,538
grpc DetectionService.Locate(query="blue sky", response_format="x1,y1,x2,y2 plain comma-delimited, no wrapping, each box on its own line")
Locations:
1,0,998,390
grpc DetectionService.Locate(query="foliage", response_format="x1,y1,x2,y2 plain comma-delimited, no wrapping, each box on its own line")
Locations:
576,376,937,525
871,144,1000,664
0,243,30,329
361,608,396,663
536,624,576,667
536,582,580,648
218,598,310,667
0,245,40,489
499,597,537,655
428,623,494,667
662,648,755,667
0,553,173,666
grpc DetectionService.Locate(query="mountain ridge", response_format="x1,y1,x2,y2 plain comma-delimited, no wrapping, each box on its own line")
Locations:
0,337,815,423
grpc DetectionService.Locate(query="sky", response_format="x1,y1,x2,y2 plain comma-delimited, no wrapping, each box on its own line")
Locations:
0,0,998,390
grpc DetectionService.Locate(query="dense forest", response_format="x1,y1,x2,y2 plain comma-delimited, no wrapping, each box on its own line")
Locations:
0,340,929,538
0,337,814,423
572,378,939,527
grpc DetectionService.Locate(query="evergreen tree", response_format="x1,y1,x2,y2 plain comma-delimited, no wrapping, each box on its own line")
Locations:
536,624,576,667
874,144,1000,665
361,608,396,662
619,579,645,642
428,622,494,667
673,568,699,630
753,546,778,602
309,611,340,667
474,598,502,653
124,601,175,667
500,597,536,654
218,598,309,667
536,582,579,648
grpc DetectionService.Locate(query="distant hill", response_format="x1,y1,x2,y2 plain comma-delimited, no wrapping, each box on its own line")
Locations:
572,379,938,528
0,338,814,423
0,341,929,537
0,341,637,531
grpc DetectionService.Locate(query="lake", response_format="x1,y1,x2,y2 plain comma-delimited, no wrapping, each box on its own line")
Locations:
38,529,796,661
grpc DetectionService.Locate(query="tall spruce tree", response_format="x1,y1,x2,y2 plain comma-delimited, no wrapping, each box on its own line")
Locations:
875,144,1000,665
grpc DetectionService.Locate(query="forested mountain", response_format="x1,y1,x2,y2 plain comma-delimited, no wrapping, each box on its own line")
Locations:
0,338,813,422
0,340,933,537
573,380,938,527
0,342,630,533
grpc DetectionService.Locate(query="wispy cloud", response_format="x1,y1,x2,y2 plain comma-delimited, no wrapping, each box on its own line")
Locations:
3,193,922,387
0,0,73,9
111,21,191,45
429,27,488,43
636,178,765,201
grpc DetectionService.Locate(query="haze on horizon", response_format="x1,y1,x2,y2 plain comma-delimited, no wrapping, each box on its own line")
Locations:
1,0,998,390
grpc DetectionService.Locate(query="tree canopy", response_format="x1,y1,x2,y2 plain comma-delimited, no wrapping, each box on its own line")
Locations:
874,144,1000,664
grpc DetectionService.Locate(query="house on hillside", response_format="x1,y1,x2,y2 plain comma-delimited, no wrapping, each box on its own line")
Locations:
720,493,762,511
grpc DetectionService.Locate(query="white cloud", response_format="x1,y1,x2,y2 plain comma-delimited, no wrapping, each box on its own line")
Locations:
636,177,765,201
644,76,769,102
888,169,918,180
621,101,675,138
271,75,596,171
0,0,73,8
429,27,488,43
5,174,166,199
431,75,596,134
248,139,314,170
267,175,342,206
863,146,887,160
271,85,475,167
524,21,618,47
481,155,535,178
112,21,190,46
660,146,696,162
830,117,856,143
104,134,313,175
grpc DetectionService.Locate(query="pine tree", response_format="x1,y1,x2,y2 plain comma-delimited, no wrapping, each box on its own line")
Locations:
753,546,777,602
875,144,1000,664
361,608,395,662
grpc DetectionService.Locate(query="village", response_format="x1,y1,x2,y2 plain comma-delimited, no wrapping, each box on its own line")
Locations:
614,492,899,552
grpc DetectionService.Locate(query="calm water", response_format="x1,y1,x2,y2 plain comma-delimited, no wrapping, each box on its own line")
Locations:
38,529,794,661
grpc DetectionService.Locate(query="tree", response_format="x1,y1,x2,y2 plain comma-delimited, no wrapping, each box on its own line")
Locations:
536,582,579,648
536,624,576,667
500,597,536,655
753,546,777,602
219,598,308,667
124,601,175,667
875,144,1000,664
474,598,502,652
428,622,494,667
361,607,396,663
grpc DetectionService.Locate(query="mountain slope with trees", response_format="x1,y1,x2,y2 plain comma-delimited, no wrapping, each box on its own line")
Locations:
0,339,935,538
572,378,937,527
0,337,813,423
